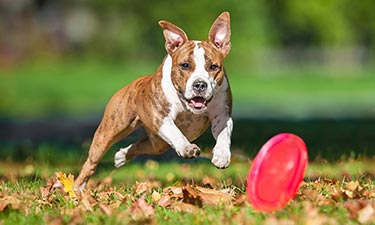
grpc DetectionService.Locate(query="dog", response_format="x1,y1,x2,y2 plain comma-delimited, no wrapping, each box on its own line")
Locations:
74,12,233,190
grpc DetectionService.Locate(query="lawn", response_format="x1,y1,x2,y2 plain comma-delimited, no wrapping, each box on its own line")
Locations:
1,59,374,224
0,59,374,118
2,157,375,225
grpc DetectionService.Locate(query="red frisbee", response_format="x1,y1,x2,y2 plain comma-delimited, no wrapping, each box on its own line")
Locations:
247,133,308,212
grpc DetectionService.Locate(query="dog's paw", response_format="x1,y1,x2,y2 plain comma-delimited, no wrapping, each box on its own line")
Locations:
182,144,201,159
211,148,231,169
114,145,132,168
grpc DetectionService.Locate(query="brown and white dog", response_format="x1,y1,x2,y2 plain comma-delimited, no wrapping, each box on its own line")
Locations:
74,12,233,190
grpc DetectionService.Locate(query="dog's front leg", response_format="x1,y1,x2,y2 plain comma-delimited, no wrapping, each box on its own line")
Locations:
210,114,233,169
157,117,201,159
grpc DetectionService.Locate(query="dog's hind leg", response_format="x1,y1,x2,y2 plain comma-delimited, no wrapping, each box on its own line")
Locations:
74,89,141,190
114,131,169,168
74,122,139,190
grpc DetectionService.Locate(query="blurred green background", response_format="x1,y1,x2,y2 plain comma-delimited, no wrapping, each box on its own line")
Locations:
0,0,374,162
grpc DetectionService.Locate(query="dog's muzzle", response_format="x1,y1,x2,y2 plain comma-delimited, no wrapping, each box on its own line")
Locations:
192,79,208,95
177,79,215,113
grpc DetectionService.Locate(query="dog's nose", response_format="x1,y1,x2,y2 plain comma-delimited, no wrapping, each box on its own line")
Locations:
192,79,207,94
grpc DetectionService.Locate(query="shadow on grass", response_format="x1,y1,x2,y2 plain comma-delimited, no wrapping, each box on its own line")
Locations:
0,117,374,164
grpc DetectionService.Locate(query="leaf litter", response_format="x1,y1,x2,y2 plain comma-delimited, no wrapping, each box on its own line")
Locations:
2,164,375,224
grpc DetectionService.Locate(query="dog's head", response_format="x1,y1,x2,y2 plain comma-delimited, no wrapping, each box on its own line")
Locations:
159,12,231,114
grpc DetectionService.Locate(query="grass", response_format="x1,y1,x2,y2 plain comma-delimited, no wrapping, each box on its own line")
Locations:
0,59,374,118
2,157,375,224
1,59,374,224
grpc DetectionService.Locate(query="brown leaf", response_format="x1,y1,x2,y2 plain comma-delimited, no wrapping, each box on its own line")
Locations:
157,196,172,208
303,189,320,202
129,194,155,221
40,177,56,201
79,191,94,212
182,184,202,207
358,203,375,224
344,189,358,199
331,189,345,202
135,181,152,195
171,201,199,213
0,198,8,211
163,185,235,208
195,186,233,206
163,186,183,199
346,180,360,192
302,188,333,206
0,195,26,213
344,199,368,219
233,194,247,206
151,190,161,202
202,175,218,188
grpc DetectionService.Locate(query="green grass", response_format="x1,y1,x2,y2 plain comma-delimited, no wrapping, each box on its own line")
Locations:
1,59,374,224
0,59,156,118
0,59,374,118
2,158,375,224
233,72,375,118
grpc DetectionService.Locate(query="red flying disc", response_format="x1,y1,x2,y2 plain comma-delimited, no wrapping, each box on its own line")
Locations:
247,133,308,212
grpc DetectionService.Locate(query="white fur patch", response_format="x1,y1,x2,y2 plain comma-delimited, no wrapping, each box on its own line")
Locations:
158,117,190,156
211,117,232,168
184,41,216,100
161,55,184,118
114,144,133,168
159,55,191,155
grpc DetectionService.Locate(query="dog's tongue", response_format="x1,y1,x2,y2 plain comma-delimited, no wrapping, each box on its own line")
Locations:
189,97,206,109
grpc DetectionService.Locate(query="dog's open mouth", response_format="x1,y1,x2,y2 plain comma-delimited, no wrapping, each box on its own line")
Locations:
177,91,210,111
188,96,207,109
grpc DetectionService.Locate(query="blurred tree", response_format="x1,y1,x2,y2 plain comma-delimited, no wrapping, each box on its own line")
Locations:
266,0,374,47
0,0,373,66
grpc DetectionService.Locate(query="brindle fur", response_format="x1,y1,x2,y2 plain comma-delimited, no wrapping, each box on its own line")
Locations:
74,12,232,189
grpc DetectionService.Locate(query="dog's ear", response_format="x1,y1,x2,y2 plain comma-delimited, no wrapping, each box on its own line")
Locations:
209,12,231,56
159,21,188,55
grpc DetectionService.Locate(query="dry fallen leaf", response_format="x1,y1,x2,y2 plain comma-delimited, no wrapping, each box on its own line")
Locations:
162,184,236,210
202,175,218,188
163,186,183,199
78,190,94,212
129,194,155,221
344,200,375,224
0,195,21,212
358,203,375,224
346,180,360,192
135,181,152,195
157,196,172,208
233,194,247,206
194,186,233,206
151,190,161,202
182,184,203,207
171,201,199,213
55,172,76,198
344,199,368,219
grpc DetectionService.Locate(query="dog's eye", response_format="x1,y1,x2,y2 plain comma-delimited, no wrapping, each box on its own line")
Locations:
209,64,220,71
180,63,191,70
